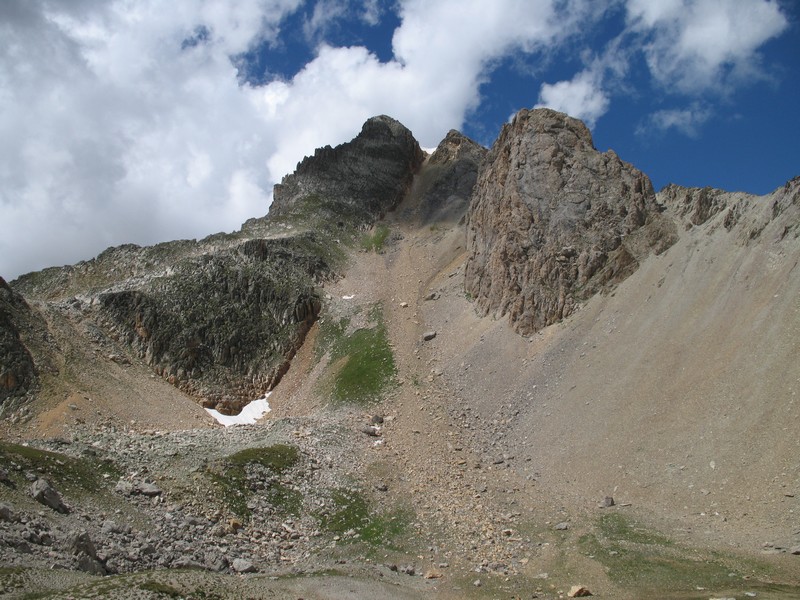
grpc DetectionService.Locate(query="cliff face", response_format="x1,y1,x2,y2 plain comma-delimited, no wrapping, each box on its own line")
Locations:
0,278,38,405
464,108,677,335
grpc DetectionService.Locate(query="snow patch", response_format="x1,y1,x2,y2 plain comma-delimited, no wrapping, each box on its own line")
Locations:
205,393,271,427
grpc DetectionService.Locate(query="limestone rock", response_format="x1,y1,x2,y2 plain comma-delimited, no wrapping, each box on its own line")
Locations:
465,108,677,335
568,585,593,597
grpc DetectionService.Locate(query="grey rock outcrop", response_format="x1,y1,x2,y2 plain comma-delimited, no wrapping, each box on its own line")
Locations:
0,278,38,407
266,115,424,228
658,176,800,244
416,130,486,224
97,235,328,412
465,108,677,334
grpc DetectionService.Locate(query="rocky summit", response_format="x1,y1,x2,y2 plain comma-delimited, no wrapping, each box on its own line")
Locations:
0,109,798,600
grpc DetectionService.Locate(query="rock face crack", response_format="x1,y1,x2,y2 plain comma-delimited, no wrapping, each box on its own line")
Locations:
465,108,677,335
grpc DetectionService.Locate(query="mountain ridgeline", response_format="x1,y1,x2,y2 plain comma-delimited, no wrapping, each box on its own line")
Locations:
2,109,799,417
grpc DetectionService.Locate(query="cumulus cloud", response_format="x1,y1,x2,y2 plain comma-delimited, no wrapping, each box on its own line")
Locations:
625,0,788,93
535,70,610,128
0,0,303,279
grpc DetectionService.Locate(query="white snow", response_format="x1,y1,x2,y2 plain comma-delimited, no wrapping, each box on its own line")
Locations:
205,393,272,427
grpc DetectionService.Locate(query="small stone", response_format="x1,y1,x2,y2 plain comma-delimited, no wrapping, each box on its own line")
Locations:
232,558,257,573
424,569,443,579
134,481,162,497
568,585,593,597
555,522,570,531
473,579,482,587
423,292,438,301
422,331,437,341
790,545,800,555
601,496,615,508
400,302,409,308
361,425,381,437
370,415,384,424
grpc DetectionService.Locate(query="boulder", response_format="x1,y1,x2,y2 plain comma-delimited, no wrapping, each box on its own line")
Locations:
232,558,257,573
30,478,69,514
69,530,97,559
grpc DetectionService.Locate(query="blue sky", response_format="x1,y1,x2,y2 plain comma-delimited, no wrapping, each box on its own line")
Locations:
1,0,797,279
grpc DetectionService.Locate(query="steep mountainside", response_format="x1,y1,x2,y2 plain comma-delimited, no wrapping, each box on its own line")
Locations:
6,116,422,415
0,109,798,600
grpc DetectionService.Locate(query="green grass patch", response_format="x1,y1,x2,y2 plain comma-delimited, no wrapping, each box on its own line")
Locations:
360,224,390,252
318,489,410,547
227,444,299,472
321,304,396,405
579,513,787,597
315,316,351,361
205,444,301,519
597,512,674,546
331,326,395,404
0,441,119,494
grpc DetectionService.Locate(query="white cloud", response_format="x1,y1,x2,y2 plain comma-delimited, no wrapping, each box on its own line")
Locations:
302,0,348,44
535,70,610,128
360,0,382,26
637,104,711,137
625,0,788,93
